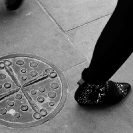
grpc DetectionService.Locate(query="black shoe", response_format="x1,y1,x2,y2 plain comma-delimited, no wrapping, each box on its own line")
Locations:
5,0,24,11
74,80,131,106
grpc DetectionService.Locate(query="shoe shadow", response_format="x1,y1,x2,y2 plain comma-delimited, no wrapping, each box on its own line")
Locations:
77,103,116,111
77,96,131,111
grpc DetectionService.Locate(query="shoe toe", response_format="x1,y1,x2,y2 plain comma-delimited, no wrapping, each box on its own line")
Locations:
118,82,131,97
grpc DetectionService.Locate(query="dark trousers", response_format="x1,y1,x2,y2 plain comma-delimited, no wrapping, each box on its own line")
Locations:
82,0,133,85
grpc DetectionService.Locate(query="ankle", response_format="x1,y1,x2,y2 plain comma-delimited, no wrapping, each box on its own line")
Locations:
78,78,105,86
81,68,106,85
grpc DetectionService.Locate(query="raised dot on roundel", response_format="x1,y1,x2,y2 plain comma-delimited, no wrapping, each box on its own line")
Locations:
37,96,45,103
4,82,12,89
40,109,47,117
49,72,57,78
14,112,21,118
33,112,41,120
21,75,27,81
50,82,59,90
16,59,25,66
0,108,7,115
48,91,57,98
15,93,23,100
29,70,38,77
0,62,5,69
31,89,37,95
42,71,48,78
38,87,45,93
29,61,38,68
20,68,27,74
4,60,12,66
7,101,15,107
20,105,28,112
0,73,6,80
49,101,55,107
45,68,54,74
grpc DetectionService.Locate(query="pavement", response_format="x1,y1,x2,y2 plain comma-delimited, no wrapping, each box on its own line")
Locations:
1,0,133,132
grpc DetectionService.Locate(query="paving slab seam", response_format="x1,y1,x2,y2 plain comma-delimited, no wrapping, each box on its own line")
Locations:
36,0,65,33
66,13,113,33
62,60,88,73
35,0,86,61
63,33,88,61
36,0,112,36
121,102,133,119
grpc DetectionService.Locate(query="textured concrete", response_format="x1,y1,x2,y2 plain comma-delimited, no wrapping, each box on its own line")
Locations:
38,0,117,31
0,0,85,72
1,0,133,132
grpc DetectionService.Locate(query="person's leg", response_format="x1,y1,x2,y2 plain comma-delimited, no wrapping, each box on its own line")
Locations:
75,0,133,105
82,0,133,85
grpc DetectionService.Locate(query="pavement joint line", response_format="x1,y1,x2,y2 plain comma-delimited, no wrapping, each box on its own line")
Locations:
62,60,88,73
35,0,109,73
35,0,111,63
121,102,133,118
36,0,86,61
62,33,87,60
35,0,112,35
66,13,113,32
36,0,65,33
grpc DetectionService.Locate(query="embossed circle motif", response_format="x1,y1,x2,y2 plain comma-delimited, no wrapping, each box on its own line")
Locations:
0,53,68,128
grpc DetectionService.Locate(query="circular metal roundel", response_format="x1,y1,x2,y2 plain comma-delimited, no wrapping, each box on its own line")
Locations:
0,53,68,128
